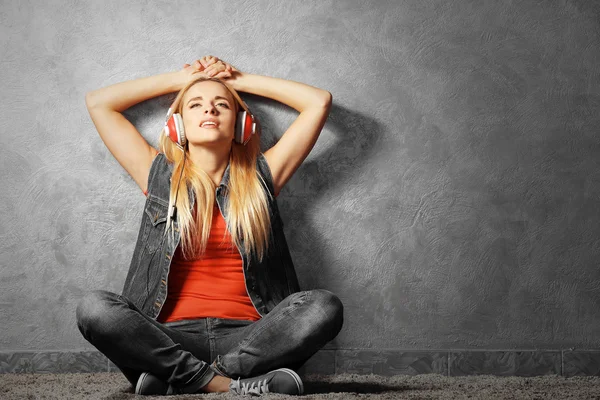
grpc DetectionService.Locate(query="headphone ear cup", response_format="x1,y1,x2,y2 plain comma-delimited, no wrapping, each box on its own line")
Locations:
165,113,186,149
235,110,256,145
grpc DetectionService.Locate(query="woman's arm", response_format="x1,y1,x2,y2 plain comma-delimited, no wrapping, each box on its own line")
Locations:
232,72,332,196
85,62,217,195
85,71,189,195
85,70,188,111
232,73,331,112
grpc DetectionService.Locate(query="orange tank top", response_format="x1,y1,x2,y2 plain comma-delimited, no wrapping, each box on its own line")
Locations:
156,203,262,323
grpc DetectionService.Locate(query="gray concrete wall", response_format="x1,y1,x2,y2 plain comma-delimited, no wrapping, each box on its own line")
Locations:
1,0,599,358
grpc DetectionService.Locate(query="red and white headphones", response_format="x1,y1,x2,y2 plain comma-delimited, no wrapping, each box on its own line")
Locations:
163,96,260,149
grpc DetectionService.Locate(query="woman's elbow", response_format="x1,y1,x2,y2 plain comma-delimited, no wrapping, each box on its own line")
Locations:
85,91,98,109
319,91,332,107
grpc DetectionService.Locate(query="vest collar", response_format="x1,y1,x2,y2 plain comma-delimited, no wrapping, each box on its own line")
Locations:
219,158,231,188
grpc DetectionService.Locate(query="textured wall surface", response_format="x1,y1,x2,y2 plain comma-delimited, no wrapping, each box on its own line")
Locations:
1,0,599,356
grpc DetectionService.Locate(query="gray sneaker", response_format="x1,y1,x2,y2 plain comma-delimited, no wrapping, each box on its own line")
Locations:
135,371,176,395
229,368,304,396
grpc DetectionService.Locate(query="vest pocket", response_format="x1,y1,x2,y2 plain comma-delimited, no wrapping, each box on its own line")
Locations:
143,195,169,253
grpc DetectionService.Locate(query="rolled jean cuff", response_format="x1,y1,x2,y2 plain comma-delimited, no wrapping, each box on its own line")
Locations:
178,365,216,394
210,358,230,377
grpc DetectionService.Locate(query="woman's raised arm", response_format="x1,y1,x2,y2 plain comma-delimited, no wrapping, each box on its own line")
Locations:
84,62,213,195
228,70,332,197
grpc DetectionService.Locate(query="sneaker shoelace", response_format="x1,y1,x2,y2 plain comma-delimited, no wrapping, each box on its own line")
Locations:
231,377,270,395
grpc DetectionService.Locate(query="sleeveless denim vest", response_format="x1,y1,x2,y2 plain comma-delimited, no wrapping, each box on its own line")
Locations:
121,152,301,320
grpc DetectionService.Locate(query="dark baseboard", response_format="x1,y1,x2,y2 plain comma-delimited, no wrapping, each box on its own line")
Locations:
1,349,598,377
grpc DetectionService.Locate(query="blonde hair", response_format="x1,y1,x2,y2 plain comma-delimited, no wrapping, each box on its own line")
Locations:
158,76,272,262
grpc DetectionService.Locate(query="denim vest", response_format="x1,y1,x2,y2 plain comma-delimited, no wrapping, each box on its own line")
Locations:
121,152,301,320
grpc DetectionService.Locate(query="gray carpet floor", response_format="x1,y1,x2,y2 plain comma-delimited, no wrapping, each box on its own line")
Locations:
1,372,600,399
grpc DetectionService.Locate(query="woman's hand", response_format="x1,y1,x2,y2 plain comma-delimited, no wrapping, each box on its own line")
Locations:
179,57,217,84
183,56,244,89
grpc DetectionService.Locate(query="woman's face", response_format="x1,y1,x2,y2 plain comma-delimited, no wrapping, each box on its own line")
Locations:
181,81,237,146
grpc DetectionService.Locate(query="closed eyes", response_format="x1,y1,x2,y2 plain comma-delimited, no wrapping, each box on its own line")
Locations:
190,102,229,109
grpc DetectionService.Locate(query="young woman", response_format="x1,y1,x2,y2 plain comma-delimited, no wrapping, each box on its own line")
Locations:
75,55,343,396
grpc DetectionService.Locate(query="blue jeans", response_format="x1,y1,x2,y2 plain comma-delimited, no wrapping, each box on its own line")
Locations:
75,288,343,393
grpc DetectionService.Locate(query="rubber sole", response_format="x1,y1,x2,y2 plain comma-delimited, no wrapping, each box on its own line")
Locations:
273,368,304,395
135,372,149,395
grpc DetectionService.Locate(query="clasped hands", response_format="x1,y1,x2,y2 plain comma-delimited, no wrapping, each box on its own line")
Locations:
180,55,241,87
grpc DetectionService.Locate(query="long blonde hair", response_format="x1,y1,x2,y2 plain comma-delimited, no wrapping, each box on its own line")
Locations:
158,76,272,262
